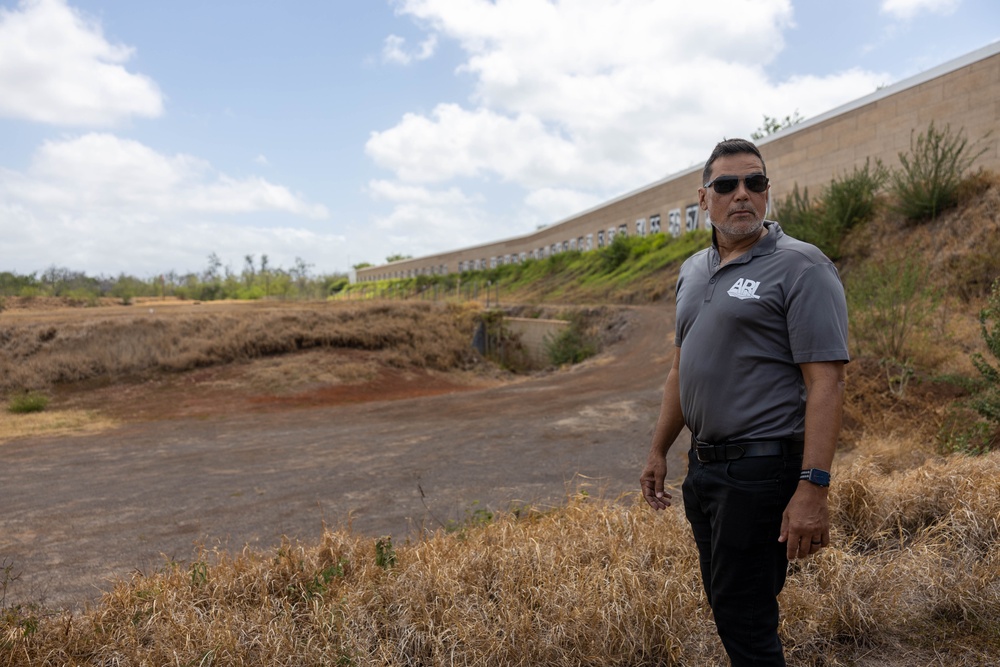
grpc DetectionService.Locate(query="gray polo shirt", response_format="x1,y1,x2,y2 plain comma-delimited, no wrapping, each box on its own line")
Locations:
674,221,849,443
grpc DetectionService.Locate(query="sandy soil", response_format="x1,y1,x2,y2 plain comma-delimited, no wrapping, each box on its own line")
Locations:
0,304,689,611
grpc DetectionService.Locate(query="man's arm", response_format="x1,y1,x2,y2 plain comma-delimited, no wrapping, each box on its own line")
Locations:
779,360,846,559
640,346,686,510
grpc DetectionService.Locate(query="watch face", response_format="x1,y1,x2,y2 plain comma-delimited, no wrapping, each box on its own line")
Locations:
801,469,830,486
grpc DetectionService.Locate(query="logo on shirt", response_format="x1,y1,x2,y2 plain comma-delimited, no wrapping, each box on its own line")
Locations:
727,278,762,300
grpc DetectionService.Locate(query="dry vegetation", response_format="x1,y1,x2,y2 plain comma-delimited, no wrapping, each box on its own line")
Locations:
3,449,998,666
0,300,482,394
3,178,1000,664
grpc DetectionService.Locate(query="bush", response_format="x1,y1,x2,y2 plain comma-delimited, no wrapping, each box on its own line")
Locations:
847,253,940,395
773,184,825,249
7,391,49,414
545,320,597,366
775,160,888,260
824,158,889,235
969,279,1000,431
889,122,990,222
600,234,632,272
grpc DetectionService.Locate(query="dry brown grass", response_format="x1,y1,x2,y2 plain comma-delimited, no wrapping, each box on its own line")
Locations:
4,449,998,666
0,409,117,445
0,301,482,394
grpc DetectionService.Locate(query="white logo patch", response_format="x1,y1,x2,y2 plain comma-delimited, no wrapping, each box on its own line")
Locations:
727,278,762,300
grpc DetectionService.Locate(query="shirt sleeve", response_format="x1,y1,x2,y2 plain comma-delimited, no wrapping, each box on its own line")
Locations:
785,262,850,364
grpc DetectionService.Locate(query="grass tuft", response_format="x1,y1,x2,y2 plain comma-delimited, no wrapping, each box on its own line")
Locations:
6,391,49,414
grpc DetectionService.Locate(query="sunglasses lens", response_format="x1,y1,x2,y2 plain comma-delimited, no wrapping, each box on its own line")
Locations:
710,175,768,193
712,177,739,194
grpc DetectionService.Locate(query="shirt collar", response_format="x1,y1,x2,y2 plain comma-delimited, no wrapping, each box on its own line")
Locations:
708,220,780,269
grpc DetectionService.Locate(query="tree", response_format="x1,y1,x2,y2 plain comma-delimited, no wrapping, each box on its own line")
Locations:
291,257,313,297
750,111,804,140
385,253,412,263
243,254,256,288
260,254,271,297
204,253,223,283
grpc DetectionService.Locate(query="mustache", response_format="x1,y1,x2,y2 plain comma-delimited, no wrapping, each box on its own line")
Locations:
728,205,757,216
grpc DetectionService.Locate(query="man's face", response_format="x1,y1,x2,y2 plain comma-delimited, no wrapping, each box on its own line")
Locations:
698,153,770,242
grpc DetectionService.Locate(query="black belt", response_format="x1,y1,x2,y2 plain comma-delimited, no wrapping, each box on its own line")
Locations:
692,436,803,463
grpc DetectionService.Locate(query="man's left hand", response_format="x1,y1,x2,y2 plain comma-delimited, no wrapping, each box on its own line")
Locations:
778,482,830,559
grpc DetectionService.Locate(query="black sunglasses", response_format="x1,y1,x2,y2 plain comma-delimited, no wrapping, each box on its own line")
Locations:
704,174,769,194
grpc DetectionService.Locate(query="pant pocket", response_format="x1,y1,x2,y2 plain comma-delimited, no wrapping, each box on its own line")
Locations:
724,456,784,484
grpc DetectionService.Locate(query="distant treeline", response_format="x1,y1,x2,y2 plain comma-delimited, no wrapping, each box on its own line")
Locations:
0,253,349,304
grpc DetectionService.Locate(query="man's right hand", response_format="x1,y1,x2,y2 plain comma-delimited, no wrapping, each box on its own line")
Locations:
640,456,671,510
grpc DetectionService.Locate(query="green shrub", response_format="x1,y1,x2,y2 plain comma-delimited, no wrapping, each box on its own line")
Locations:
600,234,632,272
7,391,50,414
824,158,889,233
773,184,825,249
889,122,990,222
545,321,597,366
775,160,888,260
375,536,396,569
846,254,940,395
938,406,994,456
969,279,1000,431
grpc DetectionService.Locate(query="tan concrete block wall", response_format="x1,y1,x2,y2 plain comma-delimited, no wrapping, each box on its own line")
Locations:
358,47,1000,283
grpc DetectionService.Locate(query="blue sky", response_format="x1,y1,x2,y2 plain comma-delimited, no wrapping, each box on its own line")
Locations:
1,0,997,278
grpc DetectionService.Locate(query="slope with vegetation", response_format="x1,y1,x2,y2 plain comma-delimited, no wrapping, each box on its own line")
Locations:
3,123,1000,665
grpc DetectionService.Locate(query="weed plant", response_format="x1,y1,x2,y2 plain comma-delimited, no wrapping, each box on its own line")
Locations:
890,122,990,222
773,184,824,250
6,391,49,414
824,158,889,236
545,318,597,366
846,252,940,367
969,279,1000,430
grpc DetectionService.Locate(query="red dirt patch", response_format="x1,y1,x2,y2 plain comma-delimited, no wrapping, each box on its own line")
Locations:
50,348,504,423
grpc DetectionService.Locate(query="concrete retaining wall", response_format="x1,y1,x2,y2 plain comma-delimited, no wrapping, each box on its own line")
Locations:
505,317,569,366
357,43,1000,283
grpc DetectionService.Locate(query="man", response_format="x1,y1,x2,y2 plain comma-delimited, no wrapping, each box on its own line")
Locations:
640,138,849,666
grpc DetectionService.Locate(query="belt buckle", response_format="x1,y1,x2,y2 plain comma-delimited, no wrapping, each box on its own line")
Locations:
695,443,728,463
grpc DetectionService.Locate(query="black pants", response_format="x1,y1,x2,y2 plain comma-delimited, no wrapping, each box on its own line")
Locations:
682,447,803,666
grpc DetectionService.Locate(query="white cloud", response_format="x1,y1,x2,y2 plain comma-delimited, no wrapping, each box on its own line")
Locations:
367,104,584,187
0,0,163,126
363,178,494,253
523,187,603,224
4,133,328,218
382,33,438,65
0,134,334,275
367,0,889,244
880,0,961,21
367,179,476,206
254,154,269,166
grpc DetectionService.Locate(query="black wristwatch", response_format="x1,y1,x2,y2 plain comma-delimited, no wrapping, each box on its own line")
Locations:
799,468,831,487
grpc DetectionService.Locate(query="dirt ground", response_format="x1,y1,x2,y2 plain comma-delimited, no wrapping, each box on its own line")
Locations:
0,303,689,612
